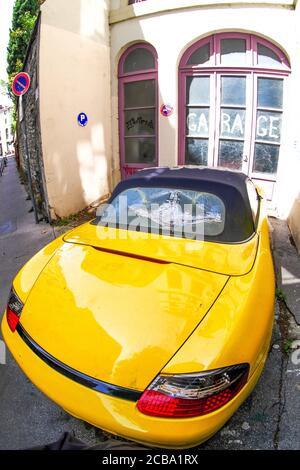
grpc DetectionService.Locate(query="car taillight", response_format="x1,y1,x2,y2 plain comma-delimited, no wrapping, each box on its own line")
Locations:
137,364,249,418
6,288,24,332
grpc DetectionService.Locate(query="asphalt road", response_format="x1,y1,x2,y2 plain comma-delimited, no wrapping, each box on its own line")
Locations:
0,158,299,450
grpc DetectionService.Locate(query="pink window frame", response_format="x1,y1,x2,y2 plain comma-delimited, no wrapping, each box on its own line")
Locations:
118,43,158,179
178,33,290,166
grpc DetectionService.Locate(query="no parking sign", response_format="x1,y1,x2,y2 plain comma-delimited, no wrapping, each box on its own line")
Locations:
12,72,31,97
160,104,174,117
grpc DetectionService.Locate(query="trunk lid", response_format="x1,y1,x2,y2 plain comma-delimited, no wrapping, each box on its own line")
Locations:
20,242,228,391
63,223,258,276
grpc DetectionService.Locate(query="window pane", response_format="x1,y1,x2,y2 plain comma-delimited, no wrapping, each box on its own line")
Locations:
220,39,246,65
187,43,210,65
125,80,155,108
256,111,282,143
218,140,244,170
125,109,155,136
186,76,210,105
253,143,279,174
257,78,283,109
100,186,225,239
257,44,281,67
125,137,156,163
124,48,155,73
185,138,208,165
221,76,246,105
220,108,245,138
186,108,210,137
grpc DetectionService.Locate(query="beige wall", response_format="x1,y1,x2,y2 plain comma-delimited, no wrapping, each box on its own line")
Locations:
38,0,300,223
110,1,299,217
110,0,296,22
39,0,111,219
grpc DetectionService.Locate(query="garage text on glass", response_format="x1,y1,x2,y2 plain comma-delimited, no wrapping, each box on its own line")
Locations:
187,110,281,141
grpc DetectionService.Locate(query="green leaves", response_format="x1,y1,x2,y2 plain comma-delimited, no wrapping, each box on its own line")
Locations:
6,0,40,93
6,0,41,126
275,288,287,302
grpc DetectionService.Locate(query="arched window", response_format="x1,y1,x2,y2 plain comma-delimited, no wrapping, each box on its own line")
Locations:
179,33,290,200
118,43,158,178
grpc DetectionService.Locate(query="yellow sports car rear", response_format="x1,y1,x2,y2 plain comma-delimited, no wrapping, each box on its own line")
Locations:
2,167,275,448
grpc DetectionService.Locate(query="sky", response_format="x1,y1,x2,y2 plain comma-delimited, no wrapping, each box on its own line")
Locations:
0,0,14,82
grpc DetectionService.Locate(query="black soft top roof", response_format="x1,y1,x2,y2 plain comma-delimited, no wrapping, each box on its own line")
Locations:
107,166,256,243
111,166,249,197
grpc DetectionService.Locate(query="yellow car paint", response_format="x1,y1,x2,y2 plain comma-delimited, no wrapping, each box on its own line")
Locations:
2,315,268,449
15,242,228,390
12,234,66,303
64,223,259,276
163,218,275,378
1,192,275,448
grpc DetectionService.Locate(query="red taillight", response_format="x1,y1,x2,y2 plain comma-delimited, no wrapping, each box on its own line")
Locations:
137,364,248,418
6,288,24,332
138,383,241,418
6,306,21,332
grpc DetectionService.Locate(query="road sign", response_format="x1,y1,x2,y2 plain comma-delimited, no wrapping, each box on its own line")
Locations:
160,104,173,117
77,112,88,127
12,72,31,97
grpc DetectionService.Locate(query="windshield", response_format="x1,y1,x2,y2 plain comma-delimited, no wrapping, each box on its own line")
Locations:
95,187,226,240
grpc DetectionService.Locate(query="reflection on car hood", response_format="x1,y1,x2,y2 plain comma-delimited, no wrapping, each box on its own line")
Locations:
20,242,228,390
63,222,258,276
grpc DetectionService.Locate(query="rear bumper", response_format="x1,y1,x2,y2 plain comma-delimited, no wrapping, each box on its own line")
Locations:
16,322,140,402
2,315,269,449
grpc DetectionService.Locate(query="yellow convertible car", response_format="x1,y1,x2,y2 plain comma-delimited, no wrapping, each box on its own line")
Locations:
2,167,275,448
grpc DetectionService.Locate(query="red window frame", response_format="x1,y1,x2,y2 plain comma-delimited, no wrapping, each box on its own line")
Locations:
178,33,291,179
118,43,158,179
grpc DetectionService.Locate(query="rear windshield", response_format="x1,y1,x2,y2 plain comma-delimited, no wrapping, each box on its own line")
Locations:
93,183,255,243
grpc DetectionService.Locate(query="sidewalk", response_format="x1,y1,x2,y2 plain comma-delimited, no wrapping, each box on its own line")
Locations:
0,158,54,311
270,217,300,324
268,217,300,450
0,158,299,449
0,158,99,449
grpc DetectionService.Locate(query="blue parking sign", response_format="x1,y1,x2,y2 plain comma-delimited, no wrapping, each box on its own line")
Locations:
78,112,88,127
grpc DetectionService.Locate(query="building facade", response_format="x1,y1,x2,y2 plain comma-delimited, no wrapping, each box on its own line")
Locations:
19,0,300,247
0,102,13,157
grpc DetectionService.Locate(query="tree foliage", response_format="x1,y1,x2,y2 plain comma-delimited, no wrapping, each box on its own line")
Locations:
6,0,44,95
0,79,9,98
6,0,45,127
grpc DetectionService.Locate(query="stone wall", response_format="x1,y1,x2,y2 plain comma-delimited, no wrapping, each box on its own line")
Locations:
17,17,49,222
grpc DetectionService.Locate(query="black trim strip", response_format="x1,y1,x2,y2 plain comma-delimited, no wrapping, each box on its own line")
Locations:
16,323,142,402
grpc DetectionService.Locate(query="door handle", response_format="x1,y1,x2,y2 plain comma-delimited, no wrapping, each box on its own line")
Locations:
243,155,248,163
